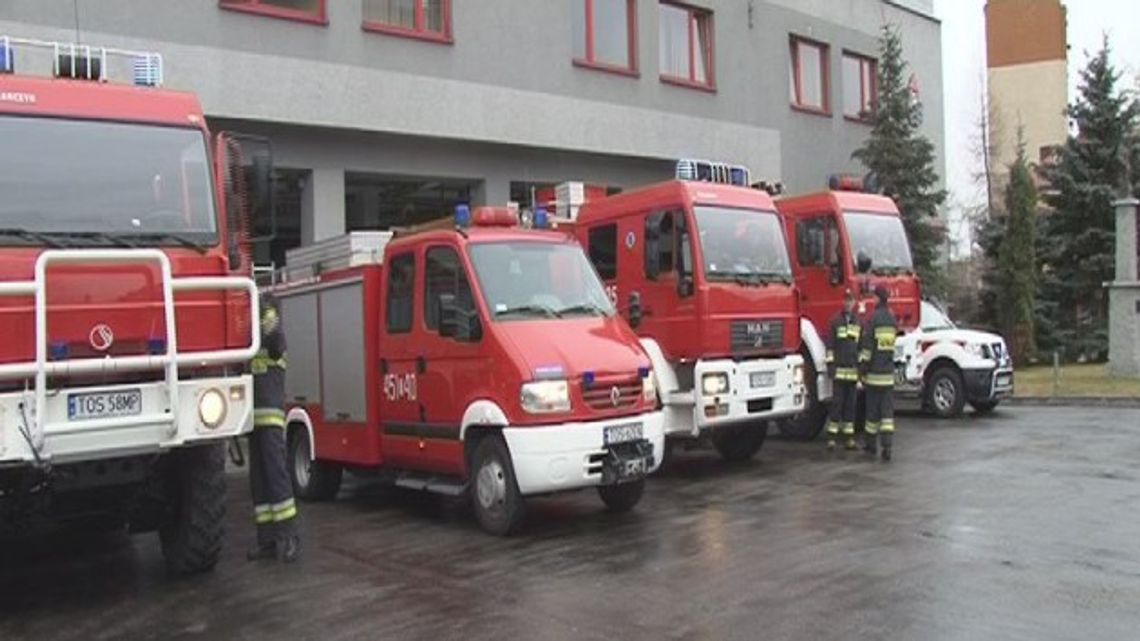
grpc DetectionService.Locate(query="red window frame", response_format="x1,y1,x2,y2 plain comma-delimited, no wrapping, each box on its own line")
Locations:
574,0,640,78
219,0,328,26
659,2,715,92
842,51,878,122
362,0,454,44
789,35,831,116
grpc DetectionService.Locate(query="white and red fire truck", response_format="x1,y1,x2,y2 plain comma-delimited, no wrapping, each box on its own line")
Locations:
273,207,664,535
568,161,807,461
0,37,268,574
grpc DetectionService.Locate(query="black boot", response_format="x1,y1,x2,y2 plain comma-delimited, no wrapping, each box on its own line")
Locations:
278,534,302,563
863,435,878,457
880,433,893,462
881,447,892,462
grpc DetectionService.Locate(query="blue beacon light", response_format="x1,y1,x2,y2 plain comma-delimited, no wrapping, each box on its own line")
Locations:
454,204,472,228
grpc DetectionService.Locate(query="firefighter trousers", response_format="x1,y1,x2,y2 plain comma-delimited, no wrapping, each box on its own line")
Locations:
249,423,298,546
864,384,895,449
827,380,858,438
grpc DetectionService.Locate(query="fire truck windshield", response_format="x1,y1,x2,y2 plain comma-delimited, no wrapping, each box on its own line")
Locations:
842,211,914,274
0,116,217,247
694,207,792,285
469,241,616,321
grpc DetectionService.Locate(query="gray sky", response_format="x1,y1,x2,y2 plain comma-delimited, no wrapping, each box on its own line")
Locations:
933,0,1140,256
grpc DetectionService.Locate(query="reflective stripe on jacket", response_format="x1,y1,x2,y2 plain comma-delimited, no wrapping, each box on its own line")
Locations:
859,307,898,388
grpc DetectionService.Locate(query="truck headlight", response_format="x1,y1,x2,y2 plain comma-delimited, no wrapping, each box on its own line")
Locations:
963,342,986,359
520,380,571,414
792,364,805,385
701,372,729,396
642,371,658,402
198,388,227,429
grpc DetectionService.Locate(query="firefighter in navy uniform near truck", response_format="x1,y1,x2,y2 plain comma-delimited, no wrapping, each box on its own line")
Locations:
247,293,301,563
859,286,899,461
825,290,861,451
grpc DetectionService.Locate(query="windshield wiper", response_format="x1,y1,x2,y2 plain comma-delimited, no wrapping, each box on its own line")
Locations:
496,304,560,319
0,228,67,249
556,302,610,317
43,231,138,249
125,233,209,255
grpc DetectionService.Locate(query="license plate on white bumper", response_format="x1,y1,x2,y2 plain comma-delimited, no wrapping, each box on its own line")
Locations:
750,372,776,388
604,422,643,446
68,389,143,421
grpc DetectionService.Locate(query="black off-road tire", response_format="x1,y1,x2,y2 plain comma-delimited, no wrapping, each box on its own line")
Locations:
926,366,967,419
597,479,646,512
469,435,525,536
711,423,768,462
777,354,828,440
288,425,343,501
159,443,226,577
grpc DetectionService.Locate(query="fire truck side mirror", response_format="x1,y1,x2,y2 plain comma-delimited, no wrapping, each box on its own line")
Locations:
628,292,643,329
219,133,277,271
677,276,694,298
856,251,873,275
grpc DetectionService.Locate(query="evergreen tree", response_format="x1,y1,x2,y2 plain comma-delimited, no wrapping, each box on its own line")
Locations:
998,136,1038,363
853,24,947,292
1038,41,1139,360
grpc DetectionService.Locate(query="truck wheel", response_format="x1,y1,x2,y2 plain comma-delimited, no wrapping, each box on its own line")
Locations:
597,479,645,512
711,423,767,462
469,435,525,536
971,400,1000,415
777,356,828,440
926,366,966,418
288,426,342,501
159,443,226,577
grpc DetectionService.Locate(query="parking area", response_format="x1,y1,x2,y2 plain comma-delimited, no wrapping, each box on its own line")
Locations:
2,406,1139,641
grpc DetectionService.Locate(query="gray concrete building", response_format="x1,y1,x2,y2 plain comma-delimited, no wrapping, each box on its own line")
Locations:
1,0,944,264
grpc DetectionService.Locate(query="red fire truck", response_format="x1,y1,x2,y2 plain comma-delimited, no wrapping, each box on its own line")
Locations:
570,161,806,462
775,179,922,438
0,37,268,573
274,208,664,535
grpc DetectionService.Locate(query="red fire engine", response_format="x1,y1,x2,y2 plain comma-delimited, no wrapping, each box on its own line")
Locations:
0,37,269,574
569,160,807,462
273,207,664,535
775,178,922,438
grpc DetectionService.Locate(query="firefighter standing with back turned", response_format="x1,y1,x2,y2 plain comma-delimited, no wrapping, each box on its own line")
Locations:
859,285,899,461
825,290,861,451
247,293,301,562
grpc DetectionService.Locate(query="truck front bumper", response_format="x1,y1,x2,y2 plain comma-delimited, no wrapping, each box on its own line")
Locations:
0,376,253,465
502,411,664,496
964,367,1014,402
685,355,806,436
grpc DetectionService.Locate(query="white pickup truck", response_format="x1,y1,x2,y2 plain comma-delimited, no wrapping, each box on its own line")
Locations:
894,302,1014,418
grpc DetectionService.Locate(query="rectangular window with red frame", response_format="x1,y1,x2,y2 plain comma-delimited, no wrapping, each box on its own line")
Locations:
842,52,877,121
219,0,327,24
363,0,452,42
573,0,639,75
659,2,714,90
789,36,830,114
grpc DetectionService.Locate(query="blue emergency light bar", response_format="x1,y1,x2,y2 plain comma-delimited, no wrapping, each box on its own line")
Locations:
0,38,13,74
454,204,472,228
676,159,752,187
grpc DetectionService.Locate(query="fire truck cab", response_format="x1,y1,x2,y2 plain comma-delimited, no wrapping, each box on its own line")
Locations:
275,208,664,535
571,161,806,462
0,37,268,573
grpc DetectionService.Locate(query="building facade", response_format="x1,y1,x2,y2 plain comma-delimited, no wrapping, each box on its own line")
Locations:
1,0,944,264
985,0,1068,182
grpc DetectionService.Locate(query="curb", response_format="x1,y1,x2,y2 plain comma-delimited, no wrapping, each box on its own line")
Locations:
1007,396,1140,409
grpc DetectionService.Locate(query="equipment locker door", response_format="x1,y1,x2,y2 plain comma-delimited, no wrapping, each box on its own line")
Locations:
378,250,423,469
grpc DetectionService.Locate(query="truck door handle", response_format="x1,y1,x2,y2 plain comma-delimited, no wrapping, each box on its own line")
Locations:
416,356,427,374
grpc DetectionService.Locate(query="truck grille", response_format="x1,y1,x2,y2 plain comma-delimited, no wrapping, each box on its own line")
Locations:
731,320,785,354
581,376,642,411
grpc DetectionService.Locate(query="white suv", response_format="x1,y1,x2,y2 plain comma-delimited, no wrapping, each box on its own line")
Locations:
894,302,1014,418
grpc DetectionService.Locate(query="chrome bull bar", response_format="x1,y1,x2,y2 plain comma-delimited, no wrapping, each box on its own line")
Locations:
0,249,260,456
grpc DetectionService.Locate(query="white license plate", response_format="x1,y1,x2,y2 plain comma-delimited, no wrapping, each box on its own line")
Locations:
604,422,643,446
68,389,143,421
750,372,776,388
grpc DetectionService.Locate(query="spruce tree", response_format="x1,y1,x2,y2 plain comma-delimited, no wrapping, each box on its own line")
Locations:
852,24,947,292
998,136,1038,363
1038,41,1139,360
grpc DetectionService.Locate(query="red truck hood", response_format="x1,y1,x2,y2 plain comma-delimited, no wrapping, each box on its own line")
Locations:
496,316,650,380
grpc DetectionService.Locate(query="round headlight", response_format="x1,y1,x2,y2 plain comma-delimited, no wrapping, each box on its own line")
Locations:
198,388,227,429
701,373,730,396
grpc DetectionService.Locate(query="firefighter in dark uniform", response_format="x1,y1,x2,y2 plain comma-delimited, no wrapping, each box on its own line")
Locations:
247,293,301,562
859,286,899,461
825,289,861,450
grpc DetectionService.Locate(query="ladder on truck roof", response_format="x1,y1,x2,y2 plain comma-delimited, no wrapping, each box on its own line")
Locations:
0,35,164,86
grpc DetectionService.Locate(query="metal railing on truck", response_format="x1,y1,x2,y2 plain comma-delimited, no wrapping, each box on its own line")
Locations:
0,250,260,457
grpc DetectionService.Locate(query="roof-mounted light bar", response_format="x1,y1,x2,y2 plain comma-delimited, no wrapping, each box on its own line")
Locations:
0,35,164,87
676,159,752,187
828,173,881,193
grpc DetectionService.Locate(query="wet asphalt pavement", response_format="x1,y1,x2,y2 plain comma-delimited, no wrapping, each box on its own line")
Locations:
2,406,1140,641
